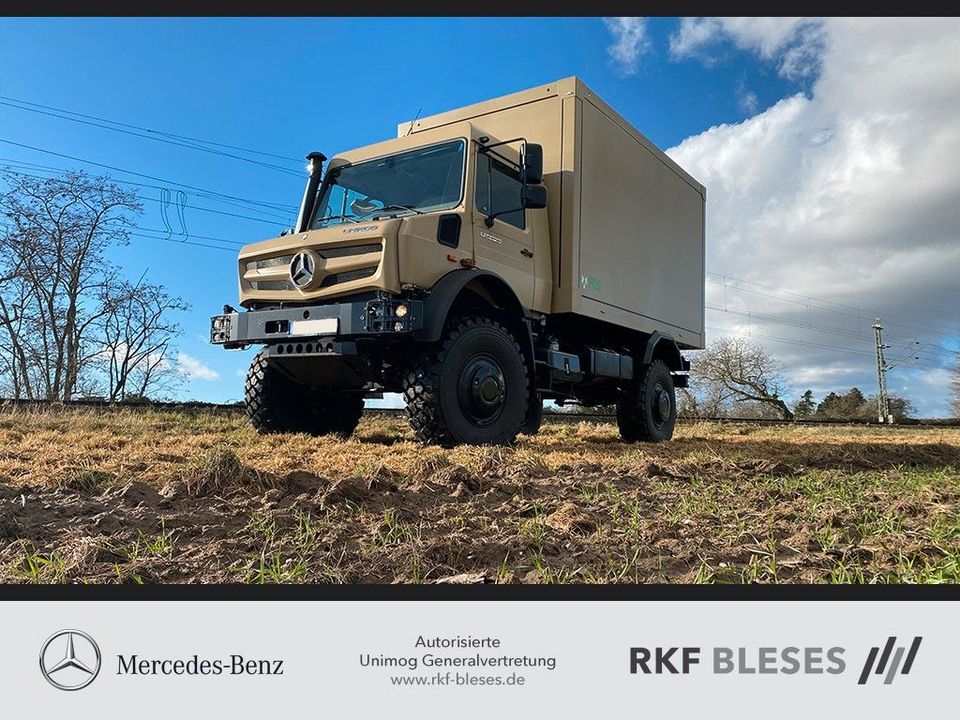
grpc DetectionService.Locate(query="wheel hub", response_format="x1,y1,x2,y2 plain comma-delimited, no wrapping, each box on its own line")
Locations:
653,384,671,426
458,355,506,426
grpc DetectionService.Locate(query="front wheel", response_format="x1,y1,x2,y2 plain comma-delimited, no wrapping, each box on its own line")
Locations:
616,359,677,443
403,316,530,446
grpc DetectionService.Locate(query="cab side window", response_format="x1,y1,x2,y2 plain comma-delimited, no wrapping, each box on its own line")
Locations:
475,152,525,230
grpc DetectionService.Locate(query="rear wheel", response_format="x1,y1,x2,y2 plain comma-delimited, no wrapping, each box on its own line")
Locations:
616,359,676,443
245,349,364,437
403,316,530,446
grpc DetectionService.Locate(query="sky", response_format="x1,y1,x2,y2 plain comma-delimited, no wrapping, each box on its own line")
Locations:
0,17,957,415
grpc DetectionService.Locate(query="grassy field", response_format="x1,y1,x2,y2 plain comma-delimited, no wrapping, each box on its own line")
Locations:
0,406,957,584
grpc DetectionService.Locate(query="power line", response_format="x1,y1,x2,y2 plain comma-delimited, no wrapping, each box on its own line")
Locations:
710,271,960,342
0,139,298,214
709,275,960,359
708,298,957,361
711,273,959,345
0,99,301,177
706,324,878,359
131,226,243,248
1,219,239,254
706,303,862,341
0,157,292,225
128,231,238,253
708,270,959,337
706,303,949,366
706,320,947,372
0,95,300,163
2,164,291,226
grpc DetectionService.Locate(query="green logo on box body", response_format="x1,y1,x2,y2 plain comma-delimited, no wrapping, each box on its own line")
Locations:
580,275,602,293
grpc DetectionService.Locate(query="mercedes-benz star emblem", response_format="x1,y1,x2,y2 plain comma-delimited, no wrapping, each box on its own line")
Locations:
289,251,316,289
39,630,101,691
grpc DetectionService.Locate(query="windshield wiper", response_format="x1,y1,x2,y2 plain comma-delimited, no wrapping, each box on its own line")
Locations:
314,214,362,225
366,204,425,219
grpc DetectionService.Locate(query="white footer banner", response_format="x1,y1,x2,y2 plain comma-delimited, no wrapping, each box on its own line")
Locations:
4,601,954,717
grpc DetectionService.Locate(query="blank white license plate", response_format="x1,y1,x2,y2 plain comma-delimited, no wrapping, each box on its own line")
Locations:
290,318,338,336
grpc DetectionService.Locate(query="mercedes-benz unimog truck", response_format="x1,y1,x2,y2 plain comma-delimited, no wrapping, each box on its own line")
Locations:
211,77,705,446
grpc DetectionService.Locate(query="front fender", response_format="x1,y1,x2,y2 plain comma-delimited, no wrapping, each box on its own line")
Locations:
416,269,529,343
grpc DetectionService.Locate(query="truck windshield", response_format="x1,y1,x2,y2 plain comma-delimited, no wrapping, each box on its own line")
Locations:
312,139,465,228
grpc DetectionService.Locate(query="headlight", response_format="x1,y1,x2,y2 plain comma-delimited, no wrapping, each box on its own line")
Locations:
395,304,408,318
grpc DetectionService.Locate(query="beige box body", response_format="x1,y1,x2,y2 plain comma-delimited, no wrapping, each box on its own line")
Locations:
400,77,705,350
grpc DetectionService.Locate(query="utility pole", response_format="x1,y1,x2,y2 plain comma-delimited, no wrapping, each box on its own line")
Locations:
873,320,892,424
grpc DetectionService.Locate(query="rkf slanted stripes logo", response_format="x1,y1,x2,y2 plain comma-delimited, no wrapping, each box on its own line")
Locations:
858,637,922,685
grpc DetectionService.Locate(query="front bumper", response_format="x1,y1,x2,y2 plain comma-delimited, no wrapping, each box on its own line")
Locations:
210,297,423,350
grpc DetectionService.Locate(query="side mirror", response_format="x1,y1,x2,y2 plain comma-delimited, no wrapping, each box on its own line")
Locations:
522,184,548,210
522,143,544,185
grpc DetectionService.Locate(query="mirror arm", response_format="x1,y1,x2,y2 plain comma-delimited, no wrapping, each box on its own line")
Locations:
484,204,527,228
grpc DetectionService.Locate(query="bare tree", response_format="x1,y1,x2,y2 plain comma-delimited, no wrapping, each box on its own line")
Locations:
676,387,701,419
0,265,35,398
97,276,189,401
690,337,794,420
0,170,191,401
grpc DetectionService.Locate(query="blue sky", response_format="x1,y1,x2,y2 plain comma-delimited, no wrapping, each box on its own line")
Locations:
1,18,956,413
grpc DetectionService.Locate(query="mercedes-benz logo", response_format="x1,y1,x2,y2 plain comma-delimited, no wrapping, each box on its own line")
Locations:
39,629,101,691
289,250,316,289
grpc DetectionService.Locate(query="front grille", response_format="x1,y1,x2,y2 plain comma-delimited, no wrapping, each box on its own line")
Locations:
245,243,381,294
253,280,296,291
319,267,377,288
247,255,294,271
317,243,380,259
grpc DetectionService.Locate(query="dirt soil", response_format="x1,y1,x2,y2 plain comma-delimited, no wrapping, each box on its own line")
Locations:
1,407,958,584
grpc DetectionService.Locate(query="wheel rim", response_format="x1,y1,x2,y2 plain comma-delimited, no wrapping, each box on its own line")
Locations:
457,353,507,427
652,383,671,428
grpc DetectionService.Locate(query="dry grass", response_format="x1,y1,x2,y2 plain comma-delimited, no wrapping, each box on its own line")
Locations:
0,406,957,584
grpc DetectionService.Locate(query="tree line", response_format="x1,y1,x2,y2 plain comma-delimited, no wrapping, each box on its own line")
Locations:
792,387,913,422
679,336,952,421
0,170,188,401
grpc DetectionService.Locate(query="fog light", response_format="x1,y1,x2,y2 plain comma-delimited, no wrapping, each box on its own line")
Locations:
394,321,404,331
395,303,408,318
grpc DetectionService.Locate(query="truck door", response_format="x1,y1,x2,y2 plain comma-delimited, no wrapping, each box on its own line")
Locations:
472,146,535,310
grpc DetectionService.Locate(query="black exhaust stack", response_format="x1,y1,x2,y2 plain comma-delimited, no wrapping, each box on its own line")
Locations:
294,151,327,233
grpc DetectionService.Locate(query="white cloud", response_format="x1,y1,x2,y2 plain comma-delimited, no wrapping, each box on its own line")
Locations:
667,18,960,416
670,17,825,79
669,17,724,58
788,364,863,387
735,77,759,114
916,367,954,388
603,17,650,76
177,353,220,381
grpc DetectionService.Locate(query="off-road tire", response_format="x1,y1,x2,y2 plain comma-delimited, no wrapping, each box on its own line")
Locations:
403,316,530,446
245,349,364,437
616,359,676,443
520,393,544,435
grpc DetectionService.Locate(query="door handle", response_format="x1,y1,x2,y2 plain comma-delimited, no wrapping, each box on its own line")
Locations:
521,248,533,258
